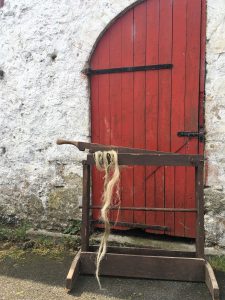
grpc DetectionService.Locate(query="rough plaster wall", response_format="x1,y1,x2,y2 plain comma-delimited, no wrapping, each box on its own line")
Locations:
0,0,137,230
1,0,225,246
204,0,225,248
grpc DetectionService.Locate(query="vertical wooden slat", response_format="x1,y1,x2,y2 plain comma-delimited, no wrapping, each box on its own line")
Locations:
98,34,111,146
164,167,175,235
121,9,134,223
98,34,111,226
133,2,147,224
81,162,90,252
94,33,111,223
145,0,159,233
172,0,187,237
90,50,100,222
199,0,206,156
157,0,173,233
185,0,201,238
109,20,122,223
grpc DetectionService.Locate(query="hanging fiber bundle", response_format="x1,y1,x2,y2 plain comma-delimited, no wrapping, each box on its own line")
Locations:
94,150,120,289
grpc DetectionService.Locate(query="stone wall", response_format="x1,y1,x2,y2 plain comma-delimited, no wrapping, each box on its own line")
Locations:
0,0,137,230
0,0,225,246
204,0,225,248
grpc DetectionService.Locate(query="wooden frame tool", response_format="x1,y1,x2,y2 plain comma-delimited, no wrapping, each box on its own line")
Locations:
57,140,219,300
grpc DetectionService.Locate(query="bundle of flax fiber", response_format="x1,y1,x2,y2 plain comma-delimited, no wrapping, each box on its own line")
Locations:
94,150,120,289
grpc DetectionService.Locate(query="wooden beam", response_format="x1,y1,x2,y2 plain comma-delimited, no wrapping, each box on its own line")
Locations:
87,153,203,166
80,205,197,212
205,261,220,300
66,250,81,292
89,245,196,258
80,252,205,282
91,220,169,231
195,162,205,258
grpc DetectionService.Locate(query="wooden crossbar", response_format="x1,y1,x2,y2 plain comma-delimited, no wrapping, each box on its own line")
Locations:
87,152,203,166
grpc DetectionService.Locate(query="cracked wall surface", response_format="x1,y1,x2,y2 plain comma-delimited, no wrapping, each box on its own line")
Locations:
0,0,225,246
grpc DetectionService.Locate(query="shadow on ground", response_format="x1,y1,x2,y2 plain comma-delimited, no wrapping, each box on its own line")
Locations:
0,252,224,300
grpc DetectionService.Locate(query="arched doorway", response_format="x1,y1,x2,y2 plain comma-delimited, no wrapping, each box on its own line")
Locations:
89,0,206,238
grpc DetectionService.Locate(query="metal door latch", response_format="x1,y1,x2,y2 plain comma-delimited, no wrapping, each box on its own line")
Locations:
177,129,205,142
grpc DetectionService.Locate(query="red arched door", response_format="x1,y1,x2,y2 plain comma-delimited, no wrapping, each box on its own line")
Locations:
90,0,206,238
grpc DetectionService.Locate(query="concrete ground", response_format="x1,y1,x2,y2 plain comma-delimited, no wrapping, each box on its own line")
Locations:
0,252,225,300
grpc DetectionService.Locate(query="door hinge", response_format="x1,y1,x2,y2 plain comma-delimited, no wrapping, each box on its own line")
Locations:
177,129,205,143
84,64,173,76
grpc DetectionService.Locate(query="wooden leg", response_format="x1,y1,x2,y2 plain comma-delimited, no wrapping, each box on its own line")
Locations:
66,250,81,292
205,261,220,300
195,162,205,258
81,161,91,252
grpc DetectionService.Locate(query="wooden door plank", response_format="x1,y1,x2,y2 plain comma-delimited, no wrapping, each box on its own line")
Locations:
133,2,147,224
165,166,175,235
185,0,201,238
120,9,134,223
91,32,112,227
174,166,186,236
172,0,187,237
199,0,206,156
109,19,122,223
90,50,101,222
145,0,159,233
94,33,111,223
98,34,111,146
157,0,173,234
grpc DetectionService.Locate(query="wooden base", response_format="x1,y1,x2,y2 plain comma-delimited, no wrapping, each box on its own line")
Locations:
80,252,205,281
205,261,220,300
66,250,81,292
66,249,219,300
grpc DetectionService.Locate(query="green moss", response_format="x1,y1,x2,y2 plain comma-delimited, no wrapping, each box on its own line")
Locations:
63,219,81,235
0,247,26,261
0,235,78,262
0,224,79,262
208,255,225,272
31,245,65,260
62,235,80,250
0,223,30,242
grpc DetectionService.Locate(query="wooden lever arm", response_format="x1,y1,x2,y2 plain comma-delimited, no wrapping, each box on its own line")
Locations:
56,139,174,154
56,139,86,151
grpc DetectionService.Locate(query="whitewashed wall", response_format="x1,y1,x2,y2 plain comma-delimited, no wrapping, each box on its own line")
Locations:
204,0,225,248
0,0,138,230
0,0,225,246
